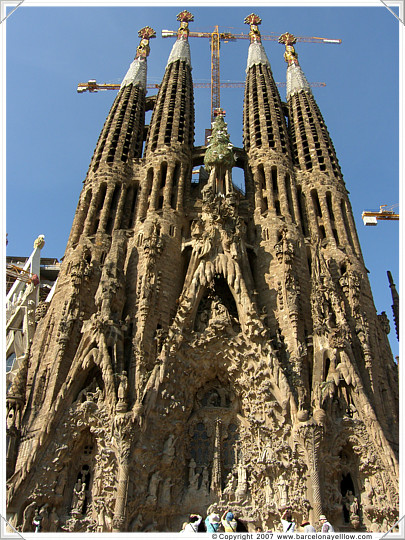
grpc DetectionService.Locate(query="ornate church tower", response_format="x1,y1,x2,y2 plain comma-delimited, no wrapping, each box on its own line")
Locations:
6,12,398,534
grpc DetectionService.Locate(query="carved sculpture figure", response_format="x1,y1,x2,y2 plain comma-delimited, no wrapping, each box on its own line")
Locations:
71,479,86,515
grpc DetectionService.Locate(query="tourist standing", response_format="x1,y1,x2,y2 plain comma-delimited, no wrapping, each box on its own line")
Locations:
319,514,335,532
280,508,295,532
300,519,316,532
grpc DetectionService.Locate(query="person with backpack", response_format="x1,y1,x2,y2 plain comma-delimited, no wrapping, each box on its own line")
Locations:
300,519,316,532
182,514,202,533
221,510,238,532
280,508,295,532
205,513,221,532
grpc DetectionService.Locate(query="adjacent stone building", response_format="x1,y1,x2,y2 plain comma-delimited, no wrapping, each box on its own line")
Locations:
6,12,398,533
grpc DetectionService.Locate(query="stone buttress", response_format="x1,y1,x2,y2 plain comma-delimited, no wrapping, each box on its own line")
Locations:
5,27,157,533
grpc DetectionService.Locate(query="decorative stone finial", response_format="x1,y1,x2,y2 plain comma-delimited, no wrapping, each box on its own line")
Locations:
135,26,156,59
278,32,299,66
244,13,262,43
33,235,45,250
279,32,311,99
176,10,194,40
213,107,226,118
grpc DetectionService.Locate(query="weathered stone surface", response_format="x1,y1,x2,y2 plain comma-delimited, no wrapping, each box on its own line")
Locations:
6,13,398,535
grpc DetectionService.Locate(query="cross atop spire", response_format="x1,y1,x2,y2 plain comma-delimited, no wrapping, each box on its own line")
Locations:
244,13,262,43
278,32,299,66
135,26,156,59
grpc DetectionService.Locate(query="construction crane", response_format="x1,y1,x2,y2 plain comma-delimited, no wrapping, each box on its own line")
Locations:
77,79,326,93
6,263,39,286
162,24,341,121
361,204,399,226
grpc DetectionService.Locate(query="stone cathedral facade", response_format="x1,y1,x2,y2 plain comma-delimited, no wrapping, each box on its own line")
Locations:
6,12,399,534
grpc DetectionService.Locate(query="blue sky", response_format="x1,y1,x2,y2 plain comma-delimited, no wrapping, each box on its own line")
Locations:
3,1,402,356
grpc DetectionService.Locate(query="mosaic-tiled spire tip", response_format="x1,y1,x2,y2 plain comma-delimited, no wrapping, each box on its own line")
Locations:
278,32,299,66
176,10,194,40
135,26,156,59
244,13,270,71
279,32,311,99
121,26,155,89
166,10,194,67
244,13,262,43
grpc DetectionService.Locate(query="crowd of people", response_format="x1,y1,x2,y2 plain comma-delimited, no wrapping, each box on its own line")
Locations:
180,507,335,533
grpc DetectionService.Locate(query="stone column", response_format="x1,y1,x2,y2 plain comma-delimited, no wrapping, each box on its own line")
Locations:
290,182,302,229
305,189,320,238
112,418,133,532
319,193,335,244
210,419,222,495
149,168,161,211
83,191,101,235
333,197,350,248
99,185,116,232
253,167,264,213
138,169,153,220
69,189,92,245
277,169,290,218
113,185,127,230
176,164,187,211
162,165,175,209
296,423,324,522
345,200,362,260
264,164,275,210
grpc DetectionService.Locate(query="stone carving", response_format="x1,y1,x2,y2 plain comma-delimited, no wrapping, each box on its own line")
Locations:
35,301,49,322
162,434,176,464
116,371,128,412
147,472,161,503
71,478,86,515
160,477,173,505
377,311,390,335
6,16,398,534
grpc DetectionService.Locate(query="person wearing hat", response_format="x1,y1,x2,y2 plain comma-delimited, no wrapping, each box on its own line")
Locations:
205,512,221,532
319,514,334,532
300,519,316,532
221,510,238,532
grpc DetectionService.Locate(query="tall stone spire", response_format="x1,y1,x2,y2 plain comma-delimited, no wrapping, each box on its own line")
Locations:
280,32,342,180
144,10,194,157
87,26,155,175
280,33,362,257
243,13,291,157
66,27,155,249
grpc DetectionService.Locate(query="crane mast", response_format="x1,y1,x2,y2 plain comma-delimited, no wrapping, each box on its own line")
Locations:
211,26,221,122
